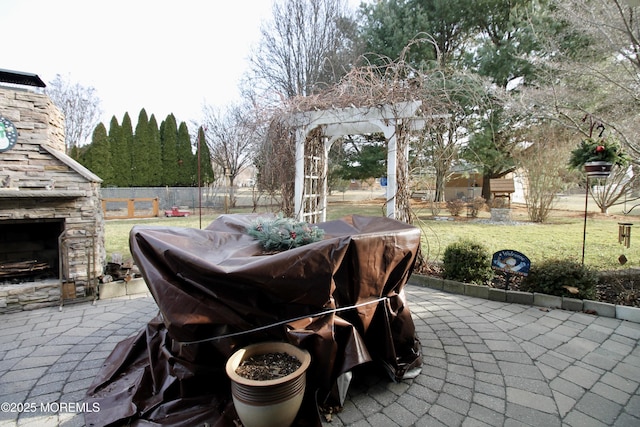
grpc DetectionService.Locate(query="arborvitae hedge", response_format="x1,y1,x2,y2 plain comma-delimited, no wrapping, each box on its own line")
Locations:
147,114,162,186
120,113,134,186
83,123,113,185
107,116,126,187
176,121,195,186
79,108,199,187
160,114,179,186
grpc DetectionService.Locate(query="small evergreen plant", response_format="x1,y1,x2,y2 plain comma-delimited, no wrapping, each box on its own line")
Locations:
442,239,493,285
521,259,597,300
246,214,325,252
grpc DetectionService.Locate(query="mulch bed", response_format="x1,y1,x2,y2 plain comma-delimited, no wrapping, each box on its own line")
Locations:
595,270,640,307
415,263,640,308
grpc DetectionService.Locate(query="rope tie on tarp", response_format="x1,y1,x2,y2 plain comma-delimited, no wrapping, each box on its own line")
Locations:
177,296,389,347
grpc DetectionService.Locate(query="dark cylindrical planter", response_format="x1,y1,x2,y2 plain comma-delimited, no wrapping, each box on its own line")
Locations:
584,161,613,178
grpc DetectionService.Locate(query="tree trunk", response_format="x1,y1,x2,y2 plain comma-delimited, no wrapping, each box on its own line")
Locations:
229,177,237,208
434,173,446,202
481,174,492,201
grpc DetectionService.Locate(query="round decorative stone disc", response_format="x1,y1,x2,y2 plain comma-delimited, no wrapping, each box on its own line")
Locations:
0,116,18,152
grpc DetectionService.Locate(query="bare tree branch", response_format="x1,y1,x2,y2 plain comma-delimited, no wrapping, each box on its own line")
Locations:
202,103,262,207
46,74,102,157
246,0,359,100
544,0,640,154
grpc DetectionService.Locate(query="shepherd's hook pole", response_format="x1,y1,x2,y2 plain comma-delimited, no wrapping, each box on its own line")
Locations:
197,129,202,229
582,176,589,265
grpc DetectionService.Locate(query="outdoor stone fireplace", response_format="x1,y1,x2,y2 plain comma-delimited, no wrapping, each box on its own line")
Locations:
0,71,105,313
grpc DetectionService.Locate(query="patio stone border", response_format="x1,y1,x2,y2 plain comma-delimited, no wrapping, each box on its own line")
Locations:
98,277,150,299
409,274,640,323
97,275,640,324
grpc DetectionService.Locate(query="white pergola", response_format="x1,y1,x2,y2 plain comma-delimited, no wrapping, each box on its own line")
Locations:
287,101,427,223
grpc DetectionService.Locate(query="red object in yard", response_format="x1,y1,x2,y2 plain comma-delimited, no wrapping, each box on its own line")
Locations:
164,206,190,217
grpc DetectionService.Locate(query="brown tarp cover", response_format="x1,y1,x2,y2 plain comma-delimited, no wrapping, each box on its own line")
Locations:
85,214,422,426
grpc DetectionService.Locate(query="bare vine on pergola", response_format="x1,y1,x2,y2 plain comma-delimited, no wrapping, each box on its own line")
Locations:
259,37,482,223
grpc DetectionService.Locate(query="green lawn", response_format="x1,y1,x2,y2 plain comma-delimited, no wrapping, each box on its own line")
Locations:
415,216,637,270
105,201,640,271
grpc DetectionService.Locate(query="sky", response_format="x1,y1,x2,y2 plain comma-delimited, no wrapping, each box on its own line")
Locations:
3,0,275,127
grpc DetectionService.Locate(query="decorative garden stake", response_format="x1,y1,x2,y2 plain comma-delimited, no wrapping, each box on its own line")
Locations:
491,250,531,290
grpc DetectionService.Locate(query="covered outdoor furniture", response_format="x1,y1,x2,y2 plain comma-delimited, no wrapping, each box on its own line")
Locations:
85,214,422,426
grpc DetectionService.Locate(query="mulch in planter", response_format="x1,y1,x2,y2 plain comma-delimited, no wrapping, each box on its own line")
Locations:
236,352,302,381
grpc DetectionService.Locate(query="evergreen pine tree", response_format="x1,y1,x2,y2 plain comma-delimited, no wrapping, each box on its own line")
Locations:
176,121,195,186
121,113,134,187
107,116,125,187
132,109,150,186
147,114,162,186
197,126,215,185
160,114,179,186
85,123,114,184
76,139,92,172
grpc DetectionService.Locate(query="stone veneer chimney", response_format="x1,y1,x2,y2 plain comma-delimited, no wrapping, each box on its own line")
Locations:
0,84,105,312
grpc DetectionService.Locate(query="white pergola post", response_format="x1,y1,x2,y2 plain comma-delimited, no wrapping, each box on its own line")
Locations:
321,136,339,223
385,130,397,219
294,128,306,221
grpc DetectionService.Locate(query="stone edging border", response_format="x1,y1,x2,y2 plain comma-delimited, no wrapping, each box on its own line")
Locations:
98,277,149,300
408,274,640,324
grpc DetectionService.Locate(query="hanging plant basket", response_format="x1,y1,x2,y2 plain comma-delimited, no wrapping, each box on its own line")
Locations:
568,128,630,176
584,161,613,178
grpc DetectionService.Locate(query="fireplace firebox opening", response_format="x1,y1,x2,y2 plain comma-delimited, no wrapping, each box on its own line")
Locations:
0,218,64,282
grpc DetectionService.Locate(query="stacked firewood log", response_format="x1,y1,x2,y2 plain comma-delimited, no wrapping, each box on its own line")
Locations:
0,260,49,278
101,256,141,283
